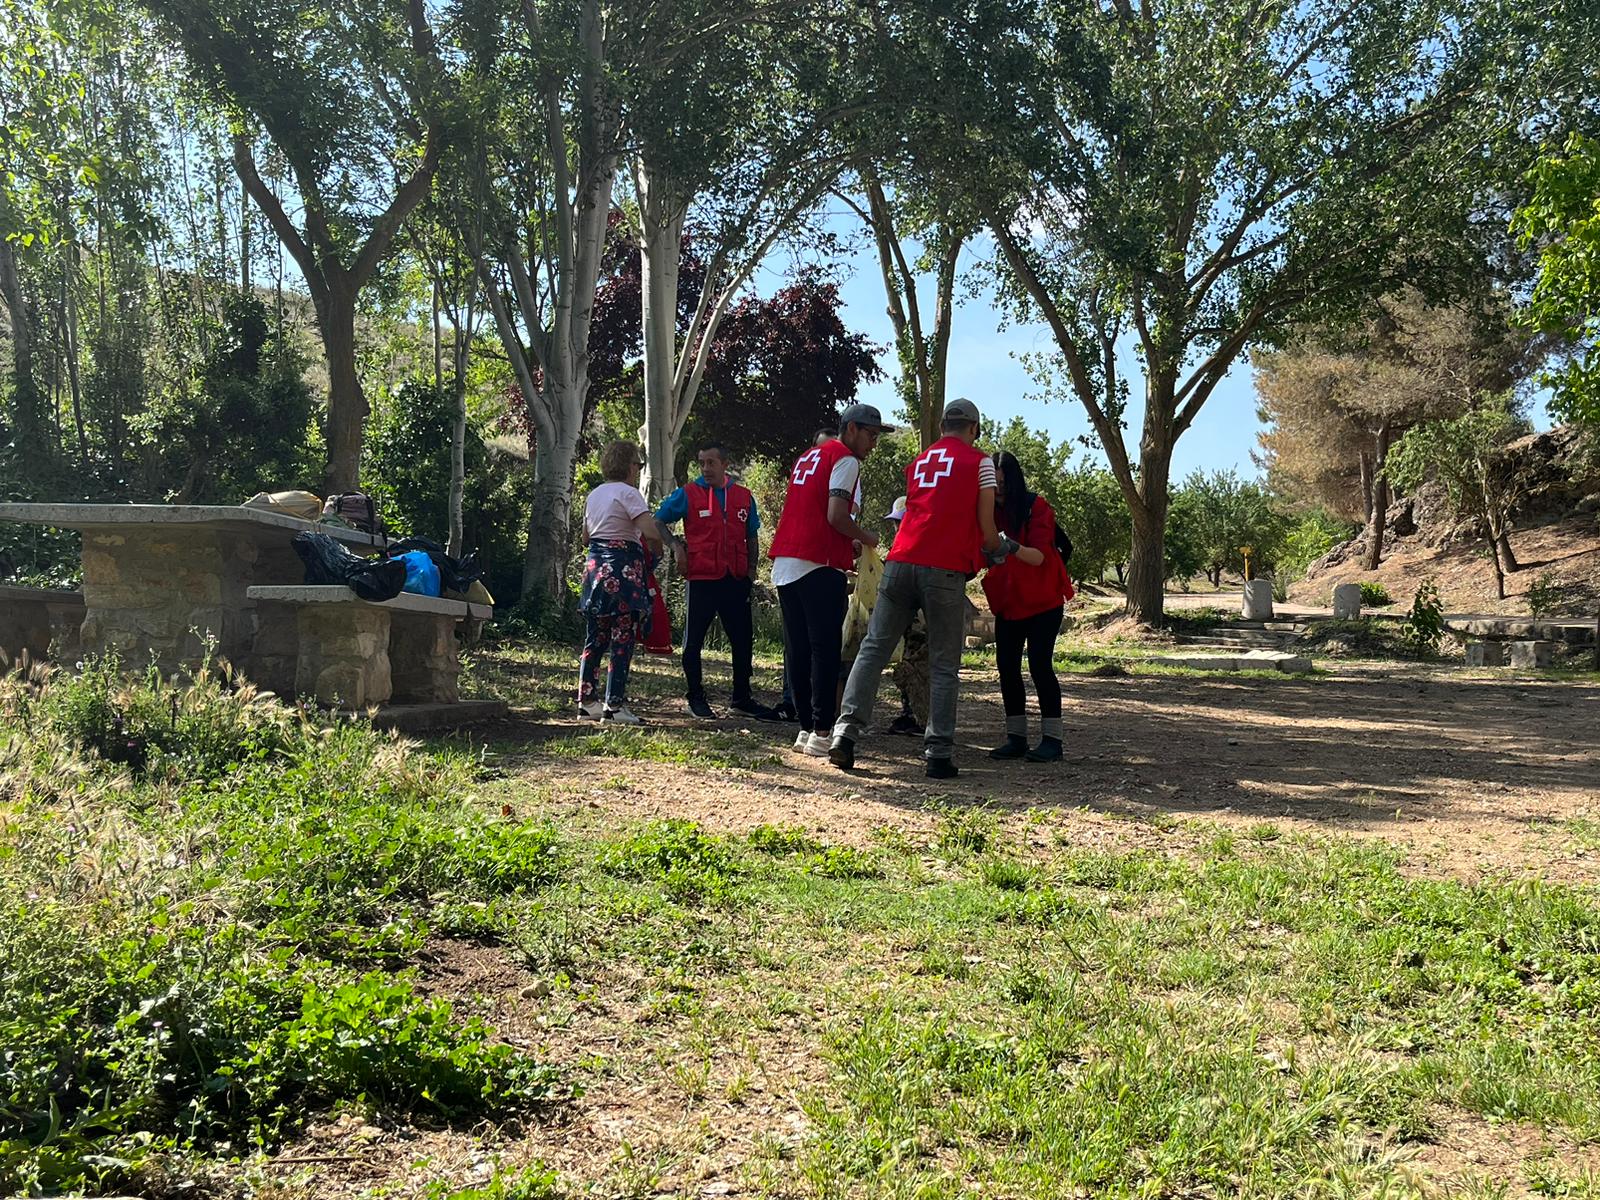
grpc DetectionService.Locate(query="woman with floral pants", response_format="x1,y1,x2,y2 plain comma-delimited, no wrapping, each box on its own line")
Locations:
577,440,663,724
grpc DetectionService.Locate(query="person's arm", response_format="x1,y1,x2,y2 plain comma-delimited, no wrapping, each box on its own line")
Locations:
828,495,878,548
653,487,689,572
979,487,1039,565
745,496,760,577
633,512,664,558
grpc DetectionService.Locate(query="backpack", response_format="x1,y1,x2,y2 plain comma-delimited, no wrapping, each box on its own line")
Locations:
321,492,382,535
1053,522,1073,565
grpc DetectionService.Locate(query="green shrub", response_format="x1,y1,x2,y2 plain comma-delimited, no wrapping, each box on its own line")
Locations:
1526,571,1562,618
22,654,303,779
1403,581,1446,657
1358,581,1391,606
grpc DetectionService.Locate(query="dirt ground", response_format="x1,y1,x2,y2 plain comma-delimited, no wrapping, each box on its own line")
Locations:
494,663,1600,886
257,661,1600,1200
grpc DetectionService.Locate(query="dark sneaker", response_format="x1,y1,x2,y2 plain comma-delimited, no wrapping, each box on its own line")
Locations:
730,698,779,722
828,736,855,770
926,758,960,780
773,700,800,722
687,696,716,720
887,713,921,737
1025,737,1063,763
988,735,1028,760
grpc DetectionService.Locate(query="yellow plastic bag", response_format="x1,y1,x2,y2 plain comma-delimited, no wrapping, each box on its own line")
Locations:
841,545,884,657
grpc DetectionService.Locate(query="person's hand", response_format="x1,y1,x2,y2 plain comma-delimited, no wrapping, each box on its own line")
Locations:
672,542,688,573
859,531,880,550
1017,546,1045,566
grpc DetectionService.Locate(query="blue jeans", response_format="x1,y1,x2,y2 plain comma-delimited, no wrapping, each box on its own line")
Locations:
834,561,967,760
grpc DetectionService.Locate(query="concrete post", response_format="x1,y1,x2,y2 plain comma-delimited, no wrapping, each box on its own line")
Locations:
1241,579,1275,620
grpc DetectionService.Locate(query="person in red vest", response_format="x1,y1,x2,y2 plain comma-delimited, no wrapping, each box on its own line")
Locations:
982,451,1076,763
829,398,1042,779
655,442,775,720
768,404,893,756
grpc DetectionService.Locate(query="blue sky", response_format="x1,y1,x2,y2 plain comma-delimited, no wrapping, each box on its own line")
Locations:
773,226,1269,482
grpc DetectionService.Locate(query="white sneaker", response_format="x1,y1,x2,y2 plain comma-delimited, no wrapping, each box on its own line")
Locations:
577,700,605,720
803,732,831,757
604,706,643,726
793,729,812,751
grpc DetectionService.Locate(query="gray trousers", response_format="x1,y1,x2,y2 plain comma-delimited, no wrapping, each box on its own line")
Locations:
834,561,968,760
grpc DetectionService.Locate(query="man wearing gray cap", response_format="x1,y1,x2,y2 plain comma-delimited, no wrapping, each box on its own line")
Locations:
767,404,892,755
830,398,1039,779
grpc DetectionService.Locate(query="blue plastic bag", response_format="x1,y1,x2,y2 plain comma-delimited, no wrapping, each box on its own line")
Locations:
399,550,441,597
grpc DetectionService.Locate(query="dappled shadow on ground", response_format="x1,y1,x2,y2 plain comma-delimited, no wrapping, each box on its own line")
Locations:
453,650,1600,878
724,668,1600,830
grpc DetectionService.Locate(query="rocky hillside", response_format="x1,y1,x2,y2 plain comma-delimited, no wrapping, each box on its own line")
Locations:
1294,425,1600,615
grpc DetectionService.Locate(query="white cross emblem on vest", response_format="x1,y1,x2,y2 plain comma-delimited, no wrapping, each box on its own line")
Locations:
913,447,955,489
792,448,823,485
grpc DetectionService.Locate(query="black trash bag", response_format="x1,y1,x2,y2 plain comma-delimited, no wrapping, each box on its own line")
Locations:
385,536,484,593
292,531,406,602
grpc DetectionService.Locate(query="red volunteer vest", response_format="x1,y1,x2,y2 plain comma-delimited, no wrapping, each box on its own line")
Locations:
683,480,753,580
888,437,988,574
768,438,856,572
981,495,1074,620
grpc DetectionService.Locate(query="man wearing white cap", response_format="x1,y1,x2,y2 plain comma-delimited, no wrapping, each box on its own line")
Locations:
830,398,1039,779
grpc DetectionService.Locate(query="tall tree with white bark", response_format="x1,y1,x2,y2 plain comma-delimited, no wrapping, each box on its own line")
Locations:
453,0,624,602
626,0,857,500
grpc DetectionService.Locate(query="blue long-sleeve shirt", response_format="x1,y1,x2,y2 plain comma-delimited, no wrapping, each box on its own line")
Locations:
654,477,761,535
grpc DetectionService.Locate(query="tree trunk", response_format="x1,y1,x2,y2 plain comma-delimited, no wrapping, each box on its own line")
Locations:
316,277,366,495
0,236,46,464
637,174,685,502
62,253,88,471
1126,496,1168,624
1124,379,1174,625
523,416,579,601
1489,535,1507,600
1358,452,1374,526
448,317,469,559
1497,532,1519,573
1363,421,1392,571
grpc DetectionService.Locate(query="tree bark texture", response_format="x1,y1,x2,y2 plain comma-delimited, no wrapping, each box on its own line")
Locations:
314,277,366,496
1363,421,1392,571
637,168,685,502
448,315,469,559
0,236,46,466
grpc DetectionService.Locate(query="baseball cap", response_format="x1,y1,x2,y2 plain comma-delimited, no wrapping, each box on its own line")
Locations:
838,403,895,432
942,397,980,425
885,496,908,522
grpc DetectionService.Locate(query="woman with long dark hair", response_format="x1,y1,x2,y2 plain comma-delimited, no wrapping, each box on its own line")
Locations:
981,451,1075,762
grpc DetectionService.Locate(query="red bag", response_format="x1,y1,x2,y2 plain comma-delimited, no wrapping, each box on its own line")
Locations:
642,569,673,655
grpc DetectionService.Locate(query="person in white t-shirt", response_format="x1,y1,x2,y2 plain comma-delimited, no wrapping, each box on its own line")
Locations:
766,404,892,755
576,440,663,724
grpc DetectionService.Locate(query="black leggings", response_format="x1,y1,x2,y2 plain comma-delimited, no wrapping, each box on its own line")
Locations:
777,567,847,733
995,606,1063,719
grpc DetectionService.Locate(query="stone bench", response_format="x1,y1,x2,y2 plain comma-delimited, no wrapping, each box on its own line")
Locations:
0,585,85,665
246,586,490,707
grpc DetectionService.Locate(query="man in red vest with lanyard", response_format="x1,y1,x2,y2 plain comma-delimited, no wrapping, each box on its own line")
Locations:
830,398,1036,779
655,442,774,721
768,404,892,756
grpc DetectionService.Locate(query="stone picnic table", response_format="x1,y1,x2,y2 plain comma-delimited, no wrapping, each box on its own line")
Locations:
0,502,384,692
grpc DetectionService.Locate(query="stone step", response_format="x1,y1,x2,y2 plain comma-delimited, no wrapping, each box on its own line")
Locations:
1179,632,1300,648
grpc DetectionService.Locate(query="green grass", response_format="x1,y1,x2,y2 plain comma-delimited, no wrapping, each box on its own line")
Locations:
538,724,781,769
6,651,1600,1198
